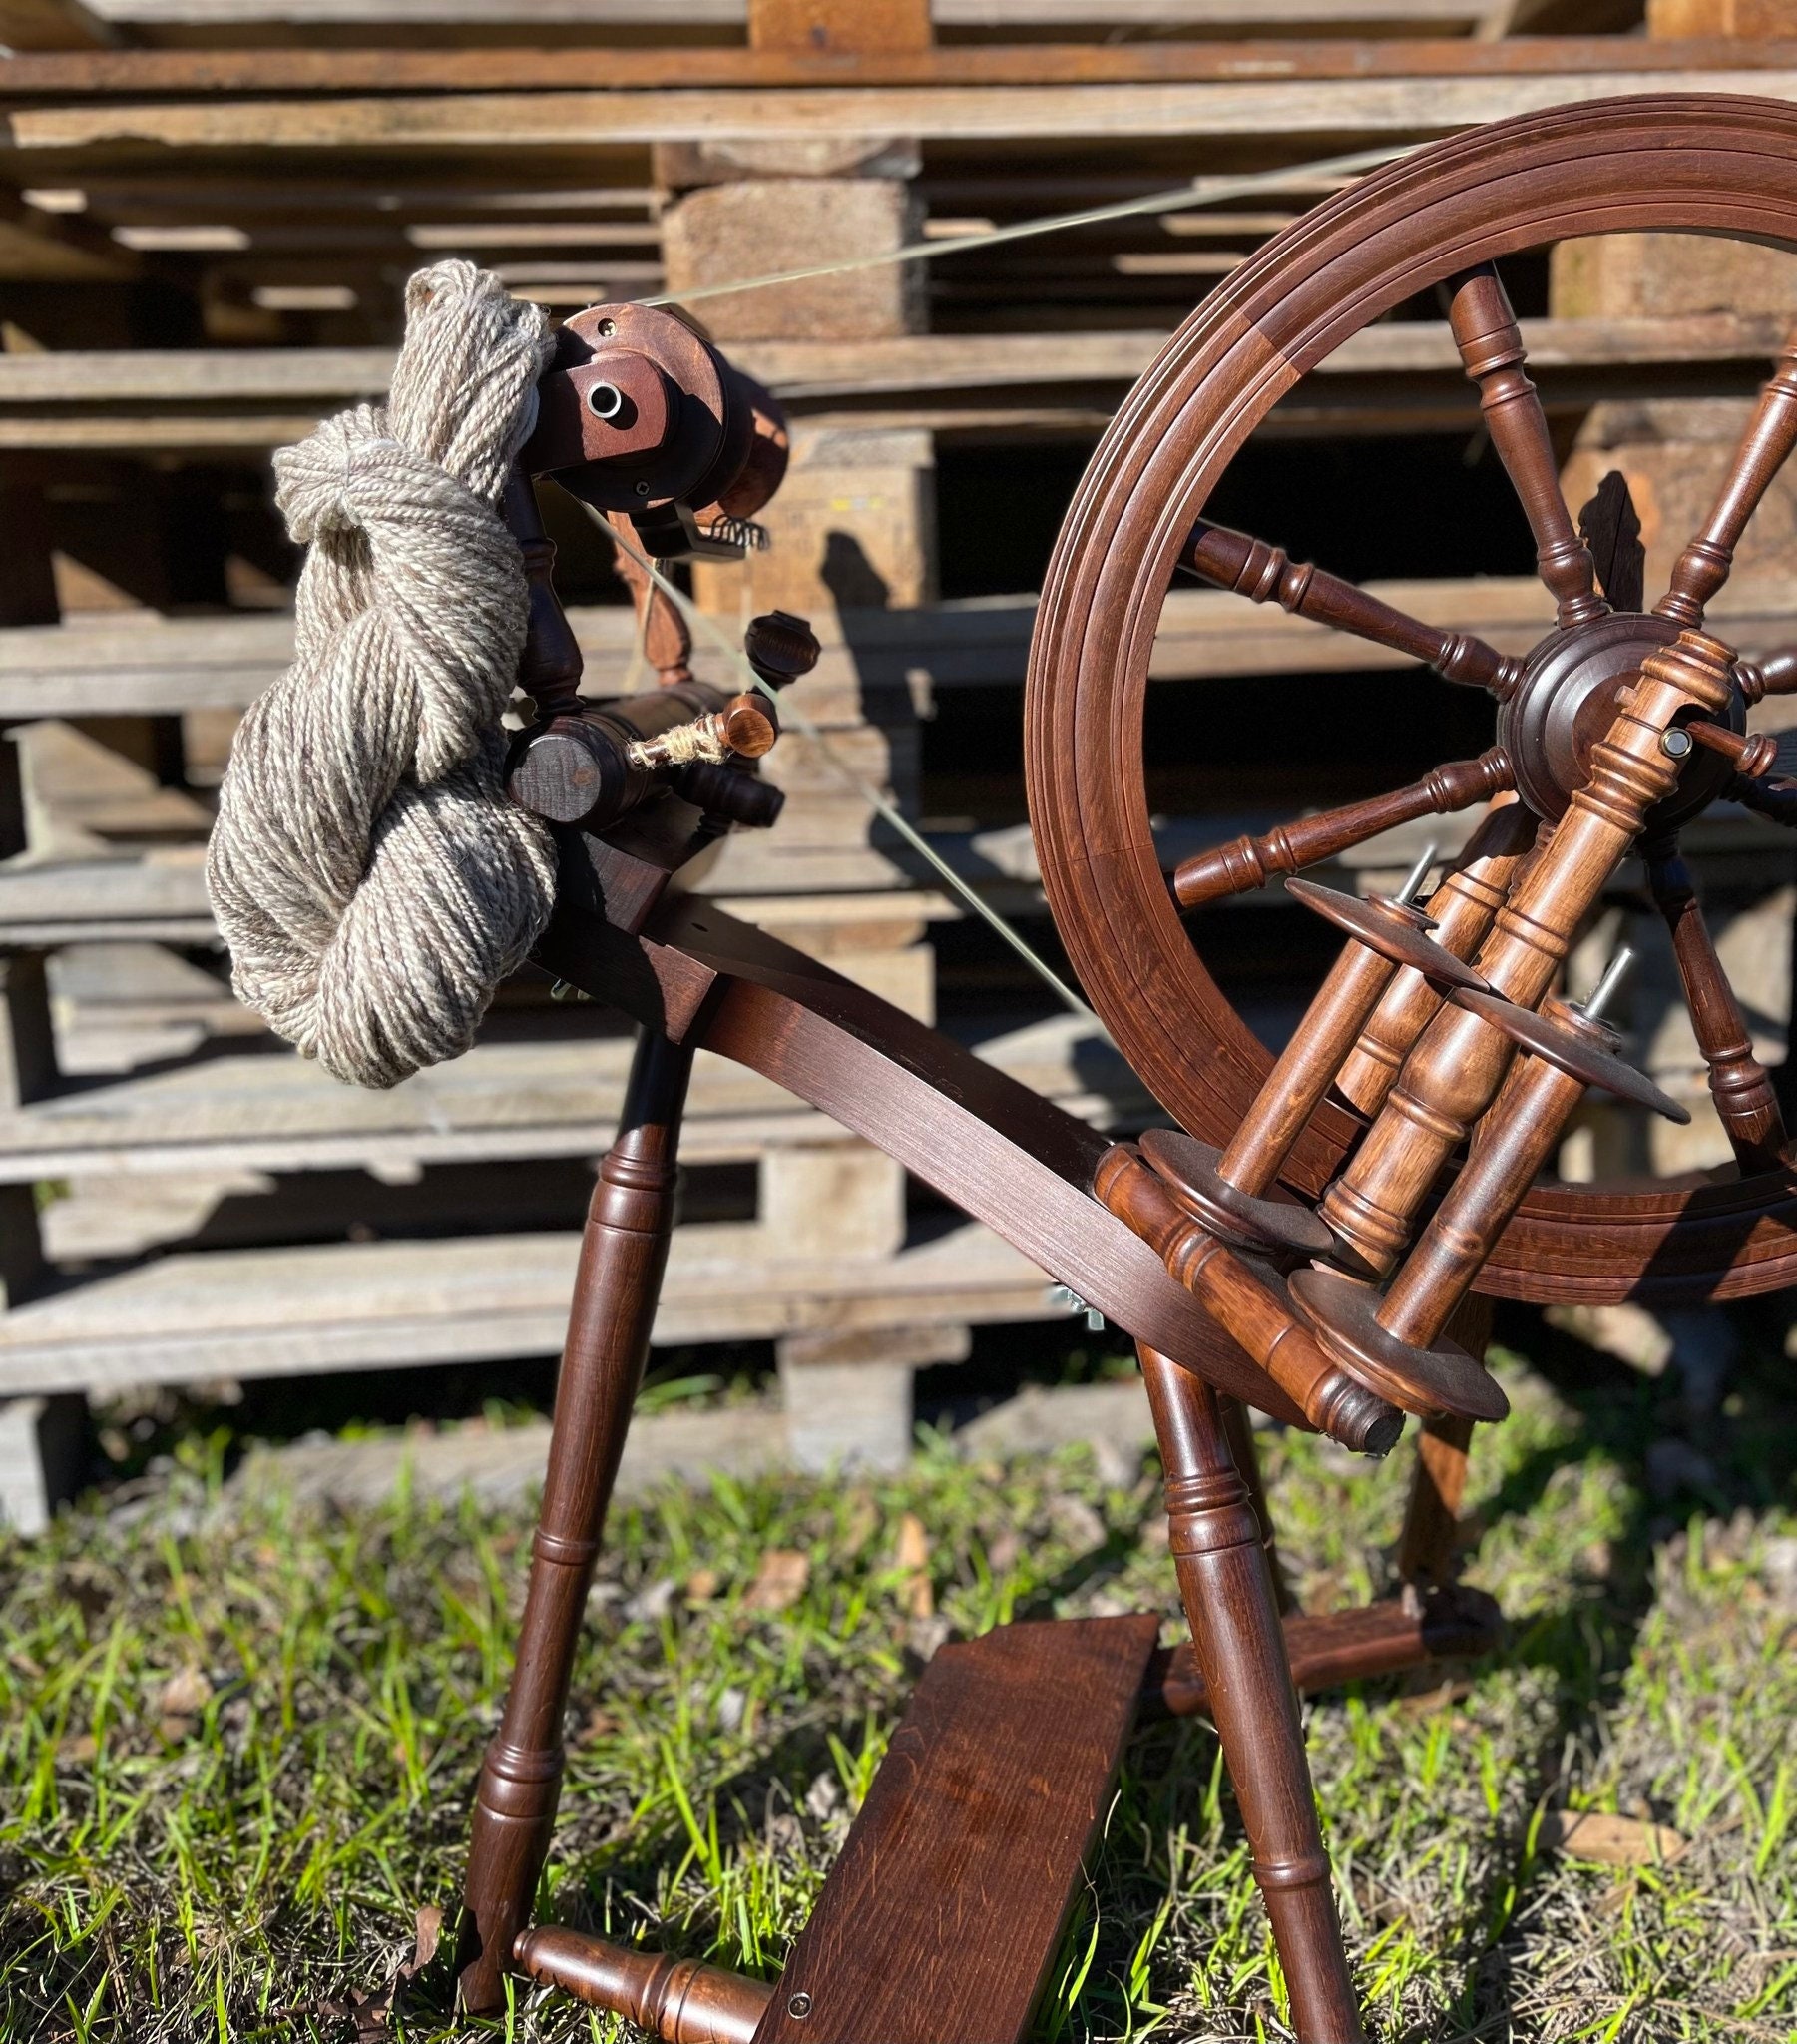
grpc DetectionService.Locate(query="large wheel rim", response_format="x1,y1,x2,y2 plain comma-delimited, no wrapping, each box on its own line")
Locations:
1027,94,1797,1305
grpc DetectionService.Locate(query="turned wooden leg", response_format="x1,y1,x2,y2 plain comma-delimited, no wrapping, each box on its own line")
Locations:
457,1026,694,2013
1140,1345,1363,2044
1395,1296,1490,1589
1218,1393,1291,1615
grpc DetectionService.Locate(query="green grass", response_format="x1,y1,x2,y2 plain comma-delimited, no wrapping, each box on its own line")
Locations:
1,1339,1795,2043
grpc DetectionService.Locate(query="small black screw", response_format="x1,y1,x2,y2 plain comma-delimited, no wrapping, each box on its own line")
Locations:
635,480,652,497
787,1992,812,2020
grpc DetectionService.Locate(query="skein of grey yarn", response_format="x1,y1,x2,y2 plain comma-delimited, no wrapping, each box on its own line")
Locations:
206,260,560,1089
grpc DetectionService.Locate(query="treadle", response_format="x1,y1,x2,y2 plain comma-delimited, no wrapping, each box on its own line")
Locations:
752,1615,1161,2044
1142,1588,1504,1722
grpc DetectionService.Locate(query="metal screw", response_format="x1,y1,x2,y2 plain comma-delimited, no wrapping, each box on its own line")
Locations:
1661,727,1694,760
585,379,625,420
635,480,652,496
597,316,618,336
787,1993,812,2020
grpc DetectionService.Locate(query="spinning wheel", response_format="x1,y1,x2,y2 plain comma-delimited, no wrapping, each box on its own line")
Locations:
1029,92,1797,1308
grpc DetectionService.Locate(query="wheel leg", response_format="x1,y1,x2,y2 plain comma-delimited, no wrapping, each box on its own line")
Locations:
457,1027,694,2013
1217,1393,1291,1615
1139,1345,1364,2044
1395,1296,1490,1590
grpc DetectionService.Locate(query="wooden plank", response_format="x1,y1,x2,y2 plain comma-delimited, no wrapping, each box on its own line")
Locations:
16,72,1797,153
4,315,1793,408
7,37,1797,95
0,1011,1147,1179
753,1615,1160,2044
11,572,1797,727
0,1213,1061,1394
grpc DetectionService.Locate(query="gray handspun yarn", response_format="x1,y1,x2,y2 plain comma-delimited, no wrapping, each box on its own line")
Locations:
207,260,560,1089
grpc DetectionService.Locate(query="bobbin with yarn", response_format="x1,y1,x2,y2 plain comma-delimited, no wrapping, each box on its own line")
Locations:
206,260,559,1090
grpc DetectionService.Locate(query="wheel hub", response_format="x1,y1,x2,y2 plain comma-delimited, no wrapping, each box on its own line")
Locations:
1498,612,1746,833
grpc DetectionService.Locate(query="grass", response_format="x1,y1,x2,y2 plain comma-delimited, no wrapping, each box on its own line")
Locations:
1,1330,1794,2043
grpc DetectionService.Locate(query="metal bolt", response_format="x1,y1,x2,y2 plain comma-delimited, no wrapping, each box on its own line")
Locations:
1049,1283,1104,1332
1661,727,1694,760
787,1993,812,2020
585,379,625,420
597,317,618,336
635,480,652,496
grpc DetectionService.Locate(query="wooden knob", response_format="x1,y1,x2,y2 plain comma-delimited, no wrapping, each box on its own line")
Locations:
506,719,632,824
744,610,819,690
718,693,778,759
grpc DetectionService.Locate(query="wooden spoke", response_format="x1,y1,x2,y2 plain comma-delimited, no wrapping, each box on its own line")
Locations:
1658,331,1797,629
1683,721,1780,776
1448,264,1604,631
1733,648,1797,702
1642,833,1788,1172
1171,747,1513,909
1181,522,1523,697
1728,769,1797,827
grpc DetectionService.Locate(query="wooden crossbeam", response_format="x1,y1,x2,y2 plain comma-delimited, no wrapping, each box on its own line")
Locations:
3,38,1796,95
14,70,1797,152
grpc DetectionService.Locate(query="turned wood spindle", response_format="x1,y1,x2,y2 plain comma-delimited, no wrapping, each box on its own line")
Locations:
1642,833,1788,1171
1448,265,1604,631
1680,720,1780,778
1093,1146,1403,1455
458,1028,694,2013
514,1927,771,2043
608,508,695,686
1181,522,1523,696
1138,1345,1365,2044
1393,1296,1492,1591
1334,796,1540,1120
1172,748,1514,910
1374,1001,1611,1349
1320,631,1735,1277
1216,863,1441,1198
1657,333,1797,630
504,461,587,720
1218,1393,1292,1614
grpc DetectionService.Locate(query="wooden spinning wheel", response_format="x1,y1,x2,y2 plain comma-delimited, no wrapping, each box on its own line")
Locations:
1029,93,1797,1307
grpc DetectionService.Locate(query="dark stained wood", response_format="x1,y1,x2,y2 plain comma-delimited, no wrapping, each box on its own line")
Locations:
1727,768,1797,828
1449,264,1603,631
1643,833,1789,1171
1658,333,1797,630
1318,632,1733,1278
1141,1584,1505,1719
1218,1394,1290,1615
1395,1294,1492,1589
750,1615,1161,2044
1171,748,1514,908
1025,96,1797,1303
1335,796,1541,1120
1137,1346,1364,2043
458,1027,694,2014
539,875,1316,1427
515,1928,771,2044
1182,521,1521,697
1093,1143,1401,1452
1683,719,1780,777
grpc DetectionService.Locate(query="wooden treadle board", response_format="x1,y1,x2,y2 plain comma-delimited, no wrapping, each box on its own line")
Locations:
753,1615,1159,2044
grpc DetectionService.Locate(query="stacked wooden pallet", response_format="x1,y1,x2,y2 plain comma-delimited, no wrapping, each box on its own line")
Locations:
1,0,1793,1522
